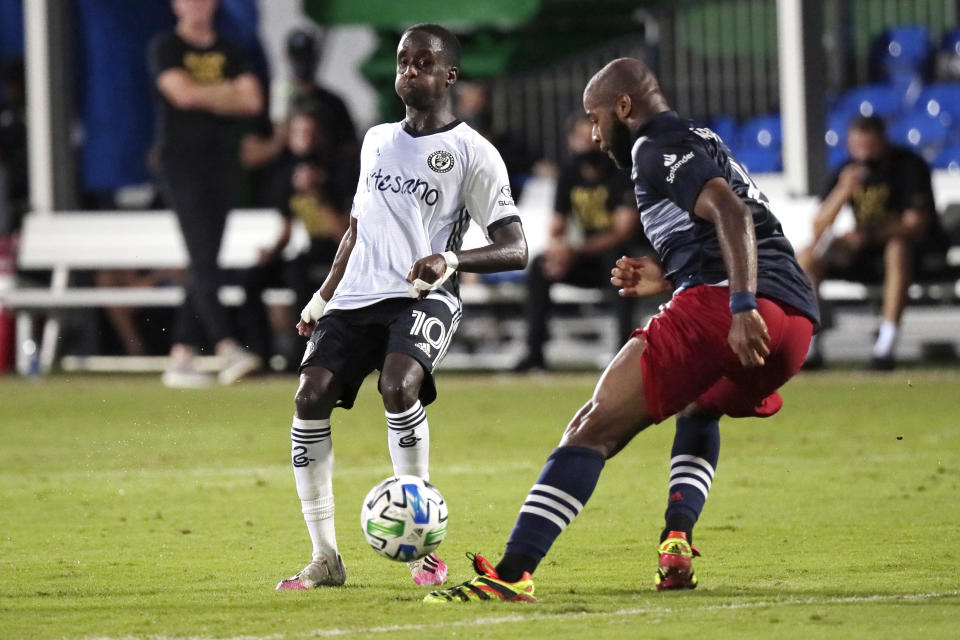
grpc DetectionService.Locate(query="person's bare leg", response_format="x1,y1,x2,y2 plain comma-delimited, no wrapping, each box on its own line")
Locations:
873,236,912,365
496,337,654,581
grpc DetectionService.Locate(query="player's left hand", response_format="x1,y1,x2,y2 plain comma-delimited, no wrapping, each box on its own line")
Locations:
728,309,770,367
611,256,671,297
406,254,448,299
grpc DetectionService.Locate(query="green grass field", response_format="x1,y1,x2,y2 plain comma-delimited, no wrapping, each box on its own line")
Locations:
1,370,959,639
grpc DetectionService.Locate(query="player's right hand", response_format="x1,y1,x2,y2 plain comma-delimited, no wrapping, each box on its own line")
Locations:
297,319,315,337
728,309,770,367
611,256,671,297
298,290,327,336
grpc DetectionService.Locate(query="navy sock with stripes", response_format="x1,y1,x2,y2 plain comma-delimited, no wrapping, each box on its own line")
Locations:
661,415,720,544
497,446,605,582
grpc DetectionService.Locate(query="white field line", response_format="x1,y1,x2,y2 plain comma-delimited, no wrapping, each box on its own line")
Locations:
79,590,960,640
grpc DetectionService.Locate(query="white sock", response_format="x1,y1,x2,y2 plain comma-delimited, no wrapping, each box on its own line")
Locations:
872,320,899,359
386,401,430,480
291,416,337,560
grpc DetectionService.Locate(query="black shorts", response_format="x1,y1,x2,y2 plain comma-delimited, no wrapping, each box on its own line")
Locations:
299,297,461,409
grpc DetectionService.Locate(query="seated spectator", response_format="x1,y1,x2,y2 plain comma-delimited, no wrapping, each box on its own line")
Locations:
513,116,643,372
237,109,350,367
454,80,536,201
241,27,358,174
797,115,947,370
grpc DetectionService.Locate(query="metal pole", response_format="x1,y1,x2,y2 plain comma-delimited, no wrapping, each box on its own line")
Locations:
777,0,826,196
24,0,53,214
24,0,76,215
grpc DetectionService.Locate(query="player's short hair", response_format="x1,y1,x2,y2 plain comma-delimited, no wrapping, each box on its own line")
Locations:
402,23,461,69
848,115,886,136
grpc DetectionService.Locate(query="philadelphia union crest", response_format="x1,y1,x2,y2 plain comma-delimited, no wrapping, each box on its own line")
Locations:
427,150,455,173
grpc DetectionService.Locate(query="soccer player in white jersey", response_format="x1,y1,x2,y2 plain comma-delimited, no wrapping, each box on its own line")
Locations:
276,24,528,590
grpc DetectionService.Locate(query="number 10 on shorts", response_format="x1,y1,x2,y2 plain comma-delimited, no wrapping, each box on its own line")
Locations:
410,310,447,351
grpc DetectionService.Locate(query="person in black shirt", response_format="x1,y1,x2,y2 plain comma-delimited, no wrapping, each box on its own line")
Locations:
798,115,942,370
238,109,349,366
514,116,641,371
150,0,264,387
424,58,817,604
241,27,358,191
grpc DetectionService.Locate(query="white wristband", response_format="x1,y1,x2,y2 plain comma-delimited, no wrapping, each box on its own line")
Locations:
442,251,459,271
407,252,459,298
300,290,328,323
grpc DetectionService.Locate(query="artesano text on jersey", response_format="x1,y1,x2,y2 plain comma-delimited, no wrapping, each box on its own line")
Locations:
326,120,520,313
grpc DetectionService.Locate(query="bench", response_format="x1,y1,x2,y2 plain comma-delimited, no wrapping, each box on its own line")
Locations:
0,208,617,374
0,209,305,375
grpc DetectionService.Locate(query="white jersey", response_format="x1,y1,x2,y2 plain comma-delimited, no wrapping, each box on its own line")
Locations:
326,120,520,313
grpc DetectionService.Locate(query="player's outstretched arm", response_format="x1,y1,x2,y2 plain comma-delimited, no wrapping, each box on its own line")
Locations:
405,221,527,298
693,177,769,367
297,216,357,336
610,255,671,297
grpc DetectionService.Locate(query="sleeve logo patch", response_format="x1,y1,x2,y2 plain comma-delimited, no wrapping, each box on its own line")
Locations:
663,153,677,166
498,185,515,206
427,150,455,173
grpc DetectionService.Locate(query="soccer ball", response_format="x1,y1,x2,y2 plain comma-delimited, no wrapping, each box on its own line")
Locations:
360,475,448,562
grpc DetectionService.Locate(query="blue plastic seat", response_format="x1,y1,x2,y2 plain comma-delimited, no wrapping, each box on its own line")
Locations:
915,83,960,121
827,144,848,171
836,84,904,119
888,111,949,154
932,144,960,170
706,115,737,146
873,26,932,81
730,145,781,173
737,114,782,149
825,109,853,151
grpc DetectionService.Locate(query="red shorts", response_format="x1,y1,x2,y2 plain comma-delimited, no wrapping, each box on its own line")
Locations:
634,286,814,423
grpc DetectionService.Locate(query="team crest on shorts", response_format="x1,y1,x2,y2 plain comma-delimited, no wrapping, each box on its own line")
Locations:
427,150,455,173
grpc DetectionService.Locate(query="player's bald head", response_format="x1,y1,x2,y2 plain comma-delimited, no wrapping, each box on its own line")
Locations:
583,57,668,117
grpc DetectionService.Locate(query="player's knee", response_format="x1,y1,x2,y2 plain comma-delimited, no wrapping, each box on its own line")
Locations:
560,400,613,452
379,377,420,413
294,375,336,419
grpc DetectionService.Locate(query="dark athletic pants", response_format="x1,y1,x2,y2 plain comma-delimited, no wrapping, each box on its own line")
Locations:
159,154,237,348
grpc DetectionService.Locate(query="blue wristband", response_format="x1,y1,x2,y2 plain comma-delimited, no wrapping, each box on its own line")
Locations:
729,291,758,314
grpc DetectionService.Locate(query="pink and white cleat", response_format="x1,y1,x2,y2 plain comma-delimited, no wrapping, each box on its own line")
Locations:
276,554,346,590
408,553,448,586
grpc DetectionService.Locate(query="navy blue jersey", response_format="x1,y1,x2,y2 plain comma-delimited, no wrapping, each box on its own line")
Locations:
630,111,819,326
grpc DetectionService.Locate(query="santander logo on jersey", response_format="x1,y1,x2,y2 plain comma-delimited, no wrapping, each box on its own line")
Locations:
664,152,695,184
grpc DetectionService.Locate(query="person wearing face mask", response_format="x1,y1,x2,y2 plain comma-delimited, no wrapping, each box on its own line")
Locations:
241,28,358,180
797,115,944,370
513,115,643,372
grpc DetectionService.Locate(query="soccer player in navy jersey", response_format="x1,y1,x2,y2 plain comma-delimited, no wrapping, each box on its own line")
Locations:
425,57,819,603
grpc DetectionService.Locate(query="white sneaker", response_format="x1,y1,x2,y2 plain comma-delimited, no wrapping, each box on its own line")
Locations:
218,347,262,385
162,360,213,388
276,554,346,590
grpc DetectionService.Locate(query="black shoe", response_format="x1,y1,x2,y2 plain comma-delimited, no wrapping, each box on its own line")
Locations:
867,355,896,371
512,355,547,373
